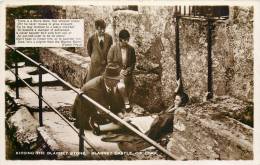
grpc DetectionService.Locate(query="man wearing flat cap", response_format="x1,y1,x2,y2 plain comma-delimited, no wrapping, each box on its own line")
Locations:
85,19,113,82
72,64,125,134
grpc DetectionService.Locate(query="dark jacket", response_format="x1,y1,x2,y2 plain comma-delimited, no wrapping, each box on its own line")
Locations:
107,43,136,75
85,33,113,82
72,76,124,129
107,43,136,94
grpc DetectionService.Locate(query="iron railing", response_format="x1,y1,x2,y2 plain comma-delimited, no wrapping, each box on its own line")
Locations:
5,44,182,160
172,6,229,100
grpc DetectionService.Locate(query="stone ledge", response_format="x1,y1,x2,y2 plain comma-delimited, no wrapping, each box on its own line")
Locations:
7,106,39,150
167,96,253,160
40,48,90,88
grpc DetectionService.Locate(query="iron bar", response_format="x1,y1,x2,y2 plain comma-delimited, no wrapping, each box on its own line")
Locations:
38,64,43,126
175,16,181,81
79,127,85,159
14,52,19,99
207,19,213,99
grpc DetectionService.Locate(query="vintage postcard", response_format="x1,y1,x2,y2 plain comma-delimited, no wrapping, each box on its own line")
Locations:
1,0,259,165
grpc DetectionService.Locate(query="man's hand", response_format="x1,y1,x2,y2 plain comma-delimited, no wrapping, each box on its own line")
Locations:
120,69,128,77
118,112,124,119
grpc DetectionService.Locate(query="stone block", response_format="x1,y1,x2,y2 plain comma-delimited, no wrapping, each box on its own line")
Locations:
7,106,39,149
132,73,163,112
167,96,253,160
40,48,90,88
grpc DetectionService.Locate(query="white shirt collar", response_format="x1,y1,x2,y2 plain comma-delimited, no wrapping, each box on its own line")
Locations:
98,35,104,42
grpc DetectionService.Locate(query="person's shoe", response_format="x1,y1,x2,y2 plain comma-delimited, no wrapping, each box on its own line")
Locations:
89,117,101,136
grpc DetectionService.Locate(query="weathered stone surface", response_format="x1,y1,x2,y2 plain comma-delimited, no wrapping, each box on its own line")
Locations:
6,82,77,109
167,96,253,160
40,48,90,87
7,106,39,149
223,7,253,102
64,6,114,56
162,6,253,103
132,73,163,112
36,112,92,159
31,73,58,84
5,66,36,84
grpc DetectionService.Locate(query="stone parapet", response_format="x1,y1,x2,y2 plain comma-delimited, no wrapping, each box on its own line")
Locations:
167,96,253,160
40,48,90,88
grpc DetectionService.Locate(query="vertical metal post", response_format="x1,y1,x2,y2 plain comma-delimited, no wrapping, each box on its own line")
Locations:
175,16,181,81
207,19,213,100
79,127,85,159
14,51,19,99
38,64,43,126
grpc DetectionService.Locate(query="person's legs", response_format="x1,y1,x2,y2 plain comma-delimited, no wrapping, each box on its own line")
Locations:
99,122,122,132
117,80,131,110
146,113,173,140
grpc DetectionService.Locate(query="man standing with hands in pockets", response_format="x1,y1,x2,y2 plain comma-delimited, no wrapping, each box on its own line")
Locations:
85,19,113,82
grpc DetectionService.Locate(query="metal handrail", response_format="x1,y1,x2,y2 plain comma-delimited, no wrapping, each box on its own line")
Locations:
5,64,102,157
5,44,182,160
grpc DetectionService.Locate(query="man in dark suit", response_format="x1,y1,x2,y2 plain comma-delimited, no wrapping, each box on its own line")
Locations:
107,29,136,111
85,19,113,82
72,64,125,134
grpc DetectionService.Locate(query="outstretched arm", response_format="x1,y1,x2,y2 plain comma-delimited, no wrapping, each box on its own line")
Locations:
174,78,181,93
164,79,181,113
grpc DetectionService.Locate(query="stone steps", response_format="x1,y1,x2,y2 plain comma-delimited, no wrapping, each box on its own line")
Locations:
5,65,77,109
5,65,122,159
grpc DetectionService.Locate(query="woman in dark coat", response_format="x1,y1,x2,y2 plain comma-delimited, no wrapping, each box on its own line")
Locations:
107,29,136,110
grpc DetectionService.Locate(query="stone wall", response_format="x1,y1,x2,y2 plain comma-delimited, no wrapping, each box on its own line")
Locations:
64,6,172,111
222,7,253,102
59,5,253,109
63,6,114,56
40,48,90,88
176,6,253,103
